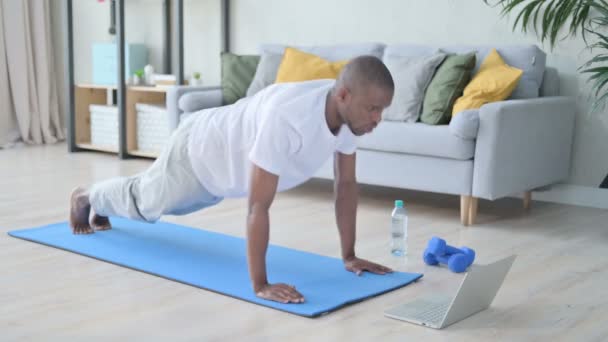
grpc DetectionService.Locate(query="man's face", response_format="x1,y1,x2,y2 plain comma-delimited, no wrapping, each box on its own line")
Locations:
338,84,393,136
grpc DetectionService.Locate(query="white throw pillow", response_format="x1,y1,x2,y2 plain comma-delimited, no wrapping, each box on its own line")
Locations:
382,53,446,122
246,52,284,97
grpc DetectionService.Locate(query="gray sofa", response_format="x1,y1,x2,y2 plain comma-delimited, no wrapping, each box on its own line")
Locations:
166,43,576,226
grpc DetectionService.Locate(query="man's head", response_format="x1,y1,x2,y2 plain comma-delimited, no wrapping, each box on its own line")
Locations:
332,56,394,136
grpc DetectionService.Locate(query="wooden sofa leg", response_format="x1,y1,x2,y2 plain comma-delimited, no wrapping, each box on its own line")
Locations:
469,197,479,226
523,191,532,211
460,196,472,226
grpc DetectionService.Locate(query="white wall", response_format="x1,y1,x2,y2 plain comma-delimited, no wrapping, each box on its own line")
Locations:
72,0,111,83
230,0,608,189
183,0,222,85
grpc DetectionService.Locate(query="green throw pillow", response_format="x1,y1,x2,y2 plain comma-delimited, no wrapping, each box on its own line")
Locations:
420,52,476,125
221,52,260,105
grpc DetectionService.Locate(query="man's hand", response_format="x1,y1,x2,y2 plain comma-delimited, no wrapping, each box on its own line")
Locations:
344,256,393,276
255,283,305,304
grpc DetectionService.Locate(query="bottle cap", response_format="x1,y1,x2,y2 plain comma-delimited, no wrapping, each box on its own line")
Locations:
395,200,404,208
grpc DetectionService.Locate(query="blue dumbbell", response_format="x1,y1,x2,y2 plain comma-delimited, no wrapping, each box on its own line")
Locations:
425,236,465,257
423,248,475,273
423,237,476,273
430,249,475,273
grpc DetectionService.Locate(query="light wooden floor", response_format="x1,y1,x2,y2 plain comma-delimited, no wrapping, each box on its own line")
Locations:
1,143,607,341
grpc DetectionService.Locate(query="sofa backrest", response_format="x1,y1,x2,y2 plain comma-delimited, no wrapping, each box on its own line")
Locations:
259,42,386,60
246,43,385,96
248,43,554,100
383,44,547,99
540,67,560,97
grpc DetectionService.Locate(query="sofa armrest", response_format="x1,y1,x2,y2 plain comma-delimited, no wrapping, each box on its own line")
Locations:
166,85,222,130
472,96,576,200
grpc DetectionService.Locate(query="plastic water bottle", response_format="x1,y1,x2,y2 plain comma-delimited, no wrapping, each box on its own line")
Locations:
390,200,408,256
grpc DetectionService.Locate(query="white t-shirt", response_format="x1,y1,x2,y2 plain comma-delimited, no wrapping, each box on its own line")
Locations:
187,79,357,198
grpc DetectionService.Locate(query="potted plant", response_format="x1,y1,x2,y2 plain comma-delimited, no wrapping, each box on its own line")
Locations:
133,69,144,85
190,72,203,86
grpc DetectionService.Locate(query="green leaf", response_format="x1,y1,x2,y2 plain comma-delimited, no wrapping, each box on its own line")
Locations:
541,1,557,41
580,66,608,74
590,89,608,113
513,1,541,33
593,77,608,97
579,55,608,69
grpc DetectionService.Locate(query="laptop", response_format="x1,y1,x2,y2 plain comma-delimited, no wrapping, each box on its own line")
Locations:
384,255,516,329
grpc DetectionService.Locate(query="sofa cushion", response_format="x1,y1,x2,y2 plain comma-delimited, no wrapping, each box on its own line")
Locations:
384,44,545,99
221,52,260,105
246,43,385,96
382,53,446,122
357,121,475,160
420,52,476,125
449,109,479,140
275,47,348,83
246,52,284,97
452,49,523,116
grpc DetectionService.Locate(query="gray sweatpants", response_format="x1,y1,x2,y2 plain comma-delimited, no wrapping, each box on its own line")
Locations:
89,115,223,222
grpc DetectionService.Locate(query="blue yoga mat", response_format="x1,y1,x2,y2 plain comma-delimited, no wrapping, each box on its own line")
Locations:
8,218,422,317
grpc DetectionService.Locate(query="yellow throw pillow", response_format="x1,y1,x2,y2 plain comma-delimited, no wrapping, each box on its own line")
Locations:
452,48,523,116
275,47,348,83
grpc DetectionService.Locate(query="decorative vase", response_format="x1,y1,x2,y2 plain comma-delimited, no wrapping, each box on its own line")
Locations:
144,64,154,85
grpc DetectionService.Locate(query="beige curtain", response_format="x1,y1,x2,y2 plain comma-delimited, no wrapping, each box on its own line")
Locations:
0,0,64,147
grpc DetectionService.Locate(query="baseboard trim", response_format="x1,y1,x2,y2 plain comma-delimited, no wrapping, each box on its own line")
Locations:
531,184,608,209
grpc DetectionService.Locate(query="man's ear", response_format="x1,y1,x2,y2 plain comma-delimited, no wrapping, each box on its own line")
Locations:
336,86,350,104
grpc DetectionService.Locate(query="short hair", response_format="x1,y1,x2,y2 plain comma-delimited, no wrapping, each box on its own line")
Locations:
336,55,394,95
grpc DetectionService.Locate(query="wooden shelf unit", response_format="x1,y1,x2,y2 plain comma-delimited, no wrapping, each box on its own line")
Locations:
126,86,167,159
73,84,168,158
74,84,118,153
65,0,229,159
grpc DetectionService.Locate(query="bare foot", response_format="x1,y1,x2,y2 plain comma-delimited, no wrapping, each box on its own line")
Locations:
89,206,111,231
69,187,94,234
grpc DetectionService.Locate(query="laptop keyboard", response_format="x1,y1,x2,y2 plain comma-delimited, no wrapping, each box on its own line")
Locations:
405,299,451,325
